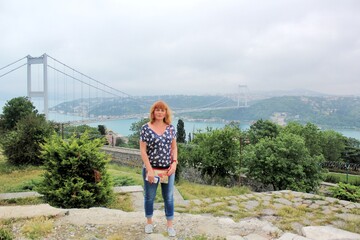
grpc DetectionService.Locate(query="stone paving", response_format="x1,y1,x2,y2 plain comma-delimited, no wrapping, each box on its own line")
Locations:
0,187,360,240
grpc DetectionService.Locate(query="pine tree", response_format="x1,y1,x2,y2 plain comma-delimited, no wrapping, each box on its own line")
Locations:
38,132,113,208
176,119,186,143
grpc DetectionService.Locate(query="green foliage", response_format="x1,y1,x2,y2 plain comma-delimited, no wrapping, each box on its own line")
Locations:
174,143,185,183
1,113,54,165
127,118,149,148
330,182,360,202
0,96,37,132
188,132,192,143
38,132,113,208
176,119,186,143
184,126,240,185
282,122,323,157
248,119,279,144
324,174,341,184
343,137,360,165
115,137,127,147
321,130,346,162
98,125,106,135
62,124,104,140
112,176,136,186
243,132,325,192
0,228,13,240
325,173,360,186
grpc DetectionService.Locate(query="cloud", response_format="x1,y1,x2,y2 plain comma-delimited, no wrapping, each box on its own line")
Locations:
1,0,360,98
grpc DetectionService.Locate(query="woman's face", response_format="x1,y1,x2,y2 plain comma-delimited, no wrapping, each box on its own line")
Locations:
154,108,166,121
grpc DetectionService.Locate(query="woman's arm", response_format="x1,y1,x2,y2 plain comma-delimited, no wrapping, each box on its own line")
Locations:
140,140,155,180
168,138,178,176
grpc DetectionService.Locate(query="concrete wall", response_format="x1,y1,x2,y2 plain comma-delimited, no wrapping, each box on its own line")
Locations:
102,146,143,168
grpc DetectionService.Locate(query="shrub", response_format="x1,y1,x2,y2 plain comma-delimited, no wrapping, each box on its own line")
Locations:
1,114,53,165
38,132,114,208
112,176,136,186
0,228,13,240
243,132,325,192
330,182,360,202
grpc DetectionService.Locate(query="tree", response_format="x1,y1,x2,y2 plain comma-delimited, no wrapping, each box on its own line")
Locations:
176,119,186,143
127,118,149,148
38,132,113,208
0,97,37,132
282,122,323,157
243,132,325,192
2,113,53,165
248,119,279,144
62,125,103,140
320,130,346,162
98,125,106,135
187,125,240,185
343,137,360,165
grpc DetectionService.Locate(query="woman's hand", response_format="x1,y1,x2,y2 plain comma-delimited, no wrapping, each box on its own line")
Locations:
167,162,177,176
147,169,156,184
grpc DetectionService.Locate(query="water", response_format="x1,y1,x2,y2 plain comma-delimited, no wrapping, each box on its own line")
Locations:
86,118,250,137
334,129,360,140
86,118,360,140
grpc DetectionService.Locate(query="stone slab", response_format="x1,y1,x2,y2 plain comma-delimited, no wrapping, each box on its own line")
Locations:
277,232,312,240
0,191,42,200
302,226,360,240
226,235,245,240
0,204,67,219
243,233,268,240
113,185,143,193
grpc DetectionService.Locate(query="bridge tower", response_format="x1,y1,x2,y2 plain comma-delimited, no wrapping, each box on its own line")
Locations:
238,84,249,108
27,54,48,119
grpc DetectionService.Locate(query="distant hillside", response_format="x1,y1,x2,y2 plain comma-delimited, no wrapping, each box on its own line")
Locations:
51,95,360,129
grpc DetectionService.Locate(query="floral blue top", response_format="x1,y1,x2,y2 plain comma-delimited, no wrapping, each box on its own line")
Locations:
140,123,176,168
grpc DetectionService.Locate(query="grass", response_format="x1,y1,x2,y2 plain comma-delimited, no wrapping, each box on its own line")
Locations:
325,172,360,185
21,216,54,239
0,153,44,193
176,181,250,200
108,193,134,211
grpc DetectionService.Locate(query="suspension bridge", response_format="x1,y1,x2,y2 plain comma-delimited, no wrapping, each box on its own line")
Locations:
0,53,249,125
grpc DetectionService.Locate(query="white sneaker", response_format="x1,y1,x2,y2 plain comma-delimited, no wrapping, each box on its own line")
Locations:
145,224,155,234
167,227,176,237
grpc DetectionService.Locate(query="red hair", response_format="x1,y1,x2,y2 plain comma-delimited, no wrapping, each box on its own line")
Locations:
149,100,172,124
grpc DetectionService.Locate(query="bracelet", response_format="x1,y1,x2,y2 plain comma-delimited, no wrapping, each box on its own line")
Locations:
172,159,177,163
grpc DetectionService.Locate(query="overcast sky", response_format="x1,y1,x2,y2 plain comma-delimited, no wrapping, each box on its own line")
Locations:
1,0,360,98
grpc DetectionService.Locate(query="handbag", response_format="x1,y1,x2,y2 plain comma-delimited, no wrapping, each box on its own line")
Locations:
146,168,169,184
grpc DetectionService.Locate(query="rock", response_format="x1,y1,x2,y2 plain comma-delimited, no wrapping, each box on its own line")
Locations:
227,236,245,240
302,226,360,240
243,233,268,240
0,204,67,219
277,232,312,240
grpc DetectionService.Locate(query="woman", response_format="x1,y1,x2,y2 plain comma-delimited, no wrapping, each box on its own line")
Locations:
139,100,178,237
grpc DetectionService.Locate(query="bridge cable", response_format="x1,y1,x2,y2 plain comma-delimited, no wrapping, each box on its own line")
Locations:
191,96,232,109
47,55,133,98
48,65,126,98
0,63,27,78
0,56,27,71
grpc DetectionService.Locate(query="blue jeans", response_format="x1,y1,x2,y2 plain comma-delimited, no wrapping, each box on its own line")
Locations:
142,168,175,220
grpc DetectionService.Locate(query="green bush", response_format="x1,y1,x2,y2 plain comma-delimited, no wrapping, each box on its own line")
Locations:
1,113,53,165
330,182,360,202
38,132,114,208
0,228,13,240
112,176,136,186
19,179,42,191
